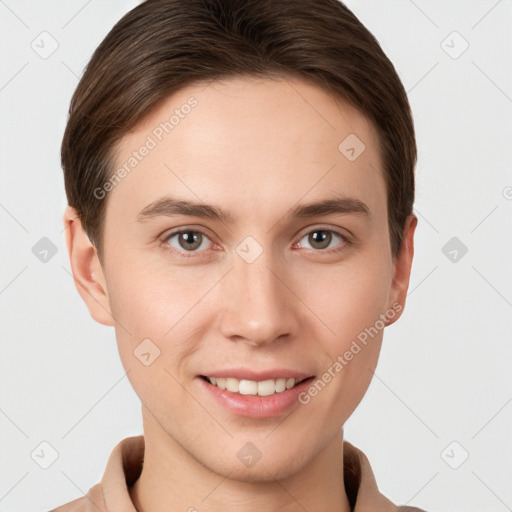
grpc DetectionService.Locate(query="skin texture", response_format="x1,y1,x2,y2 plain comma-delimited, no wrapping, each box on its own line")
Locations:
63,76,417,512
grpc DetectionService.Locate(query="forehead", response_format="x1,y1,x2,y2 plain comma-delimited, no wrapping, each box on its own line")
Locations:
109,75,386,224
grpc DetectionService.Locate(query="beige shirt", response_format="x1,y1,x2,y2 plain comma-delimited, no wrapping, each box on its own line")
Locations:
51,436,426,512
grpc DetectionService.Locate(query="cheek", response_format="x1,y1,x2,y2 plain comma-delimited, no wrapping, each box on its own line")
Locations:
106,254,208,329
299,249,391,410
306,256,392,351
301,283,387,429
105,264,200,412
104,258,220,381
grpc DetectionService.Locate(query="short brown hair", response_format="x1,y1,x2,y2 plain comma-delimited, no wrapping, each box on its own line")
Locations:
61,0,416,262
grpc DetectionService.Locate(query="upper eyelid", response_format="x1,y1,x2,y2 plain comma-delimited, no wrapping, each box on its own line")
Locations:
296,225,350,240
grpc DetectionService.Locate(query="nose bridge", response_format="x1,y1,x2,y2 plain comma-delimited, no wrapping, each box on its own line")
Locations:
219,238,295,344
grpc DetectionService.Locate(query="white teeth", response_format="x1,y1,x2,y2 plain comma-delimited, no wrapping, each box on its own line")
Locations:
206,376,306,395
239,380,258,395
285,378,296,390
225,378,239,393
275,378,286,392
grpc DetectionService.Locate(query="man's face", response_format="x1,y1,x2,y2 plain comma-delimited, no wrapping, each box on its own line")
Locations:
91,76,412,480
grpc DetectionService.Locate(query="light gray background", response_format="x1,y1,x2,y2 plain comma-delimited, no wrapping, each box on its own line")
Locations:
1,1,511,511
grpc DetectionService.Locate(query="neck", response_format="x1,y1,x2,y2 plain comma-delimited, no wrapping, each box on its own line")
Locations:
129,407,352,512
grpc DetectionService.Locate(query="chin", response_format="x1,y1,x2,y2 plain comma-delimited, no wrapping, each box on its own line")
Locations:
221,464,301,484
206,448,309,483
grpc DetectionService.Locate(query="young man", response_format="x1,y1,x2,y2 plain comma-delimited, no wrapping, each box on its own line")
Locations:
53,0,425,510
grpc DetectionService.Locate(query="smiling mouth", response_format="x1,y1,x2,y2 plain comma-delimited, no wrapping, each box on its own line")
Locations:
199,375,313,396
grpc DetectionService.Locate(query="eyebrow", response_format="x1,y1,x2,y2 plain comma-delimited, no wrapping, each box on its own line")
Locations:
136,193,370,224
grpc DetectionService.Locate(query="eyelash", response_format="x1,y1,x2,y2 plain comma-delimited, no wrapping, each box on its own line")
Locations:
160,226,353,259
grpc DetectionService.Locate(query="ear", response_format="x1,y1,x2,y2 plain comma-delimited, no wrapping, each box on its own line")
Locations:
385,213,418,327
63,206,115,326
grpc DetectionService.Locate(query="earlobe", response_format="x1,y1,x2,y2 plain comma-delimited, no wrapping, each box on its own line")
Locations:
386,213,418,327
63,206,115,327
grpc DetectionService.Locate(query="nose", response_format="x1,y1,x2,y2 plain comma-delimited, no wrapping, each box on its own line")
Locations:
218,246,300,347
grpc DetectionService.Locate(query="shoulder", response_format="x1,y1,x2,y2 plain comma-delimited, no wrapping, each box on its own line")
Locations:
49,496,87,512
49,483,106,512
343,440,430,512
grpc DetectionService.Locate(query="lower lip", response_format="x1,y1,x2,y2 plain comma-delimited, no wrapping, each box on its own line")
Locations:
197,376,315,418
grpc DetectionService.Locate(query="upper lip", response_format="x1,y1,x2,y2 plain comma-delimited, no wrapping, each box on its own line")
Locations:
200,368,314,381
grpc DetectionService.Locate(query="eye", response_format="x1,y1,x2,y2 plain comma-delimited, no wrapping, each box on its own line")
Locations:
296,228,350,254
161,226,352,259
163,229,214,257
